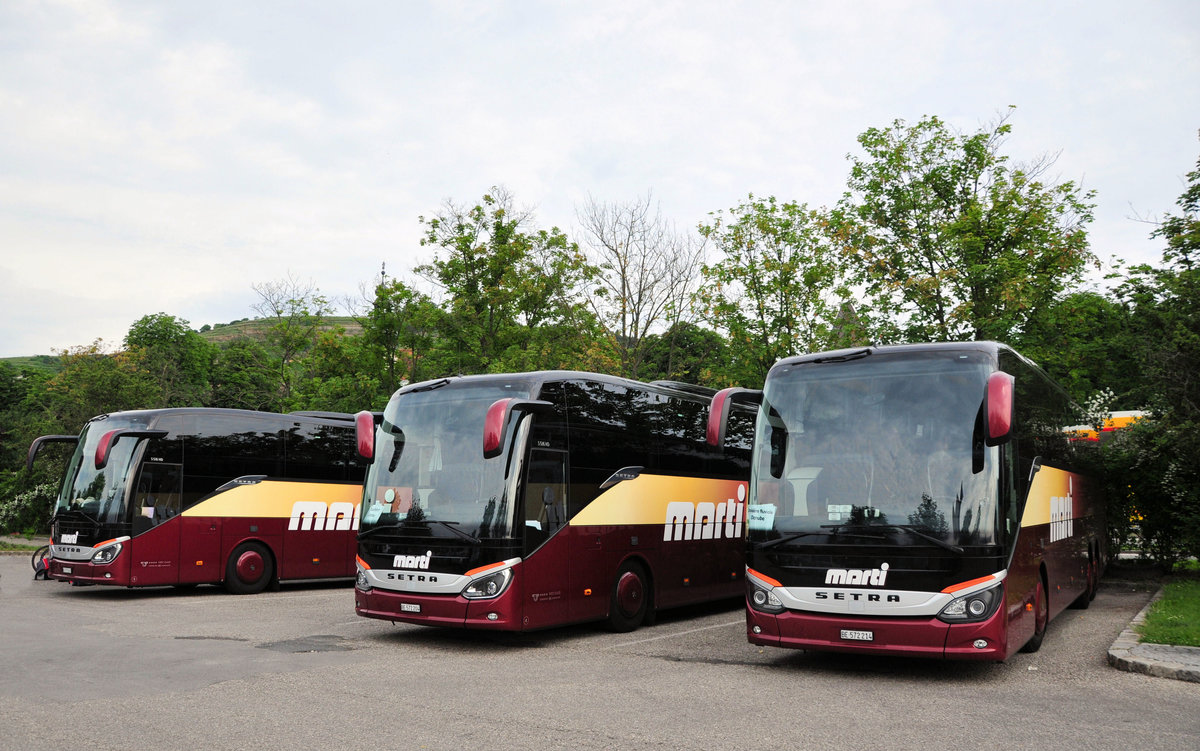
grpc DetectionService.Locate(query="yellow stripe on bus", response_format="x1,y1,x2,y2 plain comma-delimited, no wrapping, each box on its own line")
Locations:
569,475,747,527
180,480,361,519
1020,466,1078,527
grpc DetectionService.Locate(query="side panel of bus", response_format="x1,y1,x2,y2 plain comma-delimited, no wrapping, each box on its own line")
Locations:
183,480,361,583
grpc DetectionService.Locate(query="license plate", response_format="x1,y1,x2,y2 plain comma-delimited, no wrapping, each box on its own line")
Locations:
62,566,72,574
840,629,873,642
400,603,421,613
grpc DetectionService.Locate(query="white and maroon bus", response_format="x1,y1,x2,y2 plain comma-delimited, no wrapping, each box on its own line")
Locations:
28,408,367,593
707,342,1105,660
352,372,753,632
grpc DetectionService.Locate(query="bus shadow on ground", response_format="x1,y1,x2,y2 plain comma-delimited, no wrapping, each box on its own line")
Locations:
764,648,1003,681
37,577,353,600
362,596,746,652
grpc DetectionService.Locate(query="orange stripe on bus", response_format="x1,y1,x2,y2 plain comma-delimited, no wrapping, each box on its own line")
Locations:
94,538,119,548
355,555,371,570
747,568,782,588
465,561,507,577
942,574,996,594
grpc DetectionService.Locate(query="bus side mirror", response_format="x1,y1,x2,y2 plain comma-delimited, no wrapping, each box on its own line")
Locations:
95,429,168,470
355,411,379,460
706,388,763,448
985,371,1014,446
26,435,78,472
483,398,555,459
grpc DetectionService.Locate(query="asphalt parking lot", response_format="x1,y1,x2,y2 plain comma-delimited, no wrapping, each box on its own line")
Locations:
1,555,1197,751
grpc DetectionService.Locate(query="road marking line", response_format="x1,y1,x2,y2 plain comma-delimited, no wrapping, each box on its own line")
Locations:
607,619,743,649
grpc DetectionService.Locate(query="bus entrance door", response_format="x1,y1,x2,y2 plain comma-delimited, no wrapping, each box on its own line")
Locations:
519,450,570,629
128,463,182,586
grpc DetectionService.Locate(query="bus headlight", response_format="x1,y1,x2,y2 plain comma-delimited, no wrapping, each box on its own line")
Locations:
937,583,1003,623
463,568,512,600
355,567,371,592
748,582,785,614
91,542,122,565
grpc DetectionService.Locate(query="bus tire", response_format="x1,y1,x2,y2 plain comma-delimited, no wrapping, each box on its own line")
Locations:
224,542,274,595
1021,577,1049,653
1070,553,1095,610
607,561,648,633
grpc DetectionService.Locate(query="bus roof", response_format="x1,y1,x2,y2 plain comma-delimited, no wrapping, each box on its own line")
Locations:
769,341,1028,372
395,371,718,402
83,407,357,429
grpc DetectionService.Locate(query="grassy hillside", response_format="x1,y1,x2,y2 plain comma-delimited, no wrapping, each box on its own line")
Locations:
0,355,61,374
199,316,363,342
2,317,364,363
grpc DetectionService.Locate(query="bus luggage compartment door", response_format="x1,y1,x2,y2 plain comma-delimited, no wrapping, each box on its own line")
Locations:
179,517,221,584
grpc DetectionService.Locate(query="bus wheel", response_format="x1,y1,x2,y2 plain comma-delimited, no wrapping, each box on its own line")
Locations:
1070,556,1095,610
1021,578,1048,653
607,561,648,633
224,542,274,595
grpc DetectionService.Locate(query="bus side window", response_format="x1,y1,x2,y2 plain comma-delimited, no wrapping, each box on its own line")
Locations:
524,449,568,554
133,463,182,532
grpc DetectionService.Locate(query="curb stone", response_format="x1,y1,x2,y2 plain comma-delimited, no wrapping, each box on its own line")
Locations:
1107,587,1200,683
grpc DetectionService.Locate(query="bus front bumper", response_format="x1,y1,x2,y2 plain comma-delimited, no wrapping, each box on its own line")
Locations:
355,585,522,630
47,558,129,586
746,602,1007,661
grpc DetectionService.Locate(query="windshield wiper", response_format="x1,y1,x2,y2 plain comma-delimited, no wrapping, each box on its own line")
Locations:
407,378,451,393
884,524,965,553
759,529,886,549
424,520,480,543
811,348,871,364
820,523,964,554
357,518,480,544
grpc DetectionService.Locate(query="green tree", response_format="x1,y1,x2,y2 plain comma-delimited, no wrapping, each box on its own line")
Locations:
1012,290,1139,402
837,110,1097,342
251,274,335,404
124,313,216,407
34,341,158,430
288,327,382,413
696,195,861,387
416,188,599,373
1100,136,1200,568
209,338,278,411
576,193,705,379
639,322,729,387
360,272,443,393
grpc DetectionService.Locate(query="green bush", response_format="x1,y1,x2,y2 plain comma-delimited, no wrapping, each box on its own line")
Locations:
0,478,56,536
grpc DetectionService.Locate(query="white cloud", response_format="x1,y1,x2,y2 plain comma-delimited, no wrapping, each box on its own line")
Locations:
1,0,1198,356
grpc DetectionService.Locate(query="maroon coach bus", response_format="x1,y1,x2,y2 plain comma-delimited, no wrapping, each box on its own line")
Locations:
707,342,1105,660
353,372,754,632
28,408,367,593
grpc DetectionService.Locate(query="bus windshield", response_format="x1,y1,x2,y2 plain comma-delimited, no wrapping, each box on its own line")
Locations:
750,351,1000,549
360,381,534,540
56,414,153,525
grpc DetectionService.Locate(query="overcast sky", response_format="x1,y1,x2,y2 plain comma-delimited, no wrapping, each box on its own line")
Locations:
1,0,1198,358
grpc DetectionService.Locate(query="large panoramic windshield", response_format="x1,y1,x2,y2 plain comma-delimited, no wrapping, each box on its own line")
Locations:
360,381,533,540
56,414,153,525
750,351,1000,548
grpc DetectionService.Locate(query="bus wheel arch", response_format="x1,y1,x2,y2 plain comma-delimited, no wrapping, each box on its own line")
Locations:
1020,567,1049,653
607,558,652,632
1070,542,1097,609
224,540,276,595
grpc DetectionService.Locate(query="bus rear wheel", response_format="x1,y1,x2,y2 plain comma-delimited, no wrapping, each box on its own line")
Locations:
224,542,274,595
607,561,649,632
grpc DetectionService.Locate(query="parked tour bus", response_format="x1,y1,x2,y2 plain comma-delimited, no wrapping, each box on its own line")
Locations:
1064,410,1146,443
706,342,1104,660
353,372,754,632
28,408,367,593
